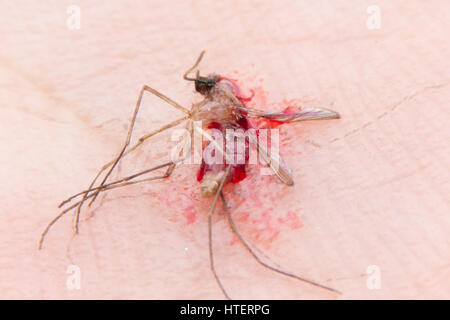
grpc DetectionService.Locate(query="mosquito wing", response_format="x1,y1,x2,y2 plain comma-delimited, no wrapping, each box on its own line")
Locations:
241,105,339,185
248,135,294,186
237,105,340,122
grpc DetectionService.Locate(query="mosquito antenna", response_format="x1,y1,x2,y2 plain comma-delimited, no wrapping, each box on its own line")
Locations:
183,50,206,81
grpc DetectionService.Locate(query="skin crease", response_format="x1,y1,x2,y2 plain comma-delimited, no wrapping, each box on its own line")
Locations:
0,1,449,299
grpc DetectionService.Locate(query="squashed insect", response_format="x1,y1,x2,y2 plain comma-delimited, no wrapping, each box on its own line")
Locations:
39,51,341,299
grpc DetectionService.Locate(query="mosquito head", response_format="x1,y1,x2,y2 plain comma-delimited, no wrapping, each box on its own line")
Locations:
195,74,218,95
183,51,219,95
185,69,219,95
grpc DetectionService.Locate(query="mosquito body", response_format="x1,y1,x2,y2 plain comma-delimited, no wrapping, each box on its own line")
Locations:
39,51,341,299
189,74,252,197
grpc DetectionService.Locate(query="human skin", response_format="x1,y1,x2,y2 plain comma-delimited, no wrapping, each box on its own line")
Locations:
1,1,449,299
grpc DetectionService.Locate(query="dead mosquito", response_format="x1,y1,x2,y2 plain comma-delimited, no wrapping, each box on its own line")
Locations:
39,51,341,299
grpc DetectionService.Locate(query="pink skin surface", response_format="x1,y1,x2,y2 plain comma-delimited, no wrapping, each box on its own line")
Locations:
1,1,450,299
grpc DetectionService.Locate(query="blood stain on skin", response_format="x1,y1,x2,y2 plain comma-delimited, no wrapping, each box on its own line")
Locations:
220,174,301,250
144,76,307,249
145,176,202,225
278,211,303,230
183,204,197,225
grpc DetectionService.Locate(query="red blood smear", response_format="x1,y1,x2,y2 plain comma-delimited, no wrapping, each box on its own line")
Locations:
196,121,250,184
184,205,197,224
230,164,247,183
196,161,206,182
197,76,297,183
219,76,255,105
153,79,304,247
196,86,252,184
207,121,222,131
196,79,300,187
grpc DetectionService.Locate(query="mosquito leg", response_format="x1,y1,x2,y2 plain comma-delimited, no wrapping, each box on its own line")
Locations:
39,161,178,250
208,215,231,300
74,85,190,234
220,191,342,295
75,116,188,208
194,124,234,298
207,165,232,299
87,86,190,207
59,161,177,208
